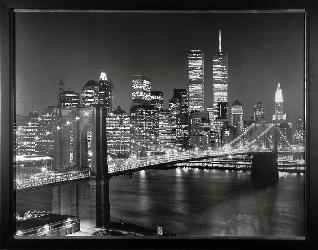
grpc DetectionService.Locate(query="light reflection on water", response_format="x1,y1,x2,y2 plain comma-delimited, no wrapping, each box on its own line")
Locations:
16,169,304,237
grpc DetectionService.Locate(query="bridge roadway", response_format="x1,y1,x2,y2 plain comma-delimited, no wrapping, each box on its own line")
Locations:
15,148,304,192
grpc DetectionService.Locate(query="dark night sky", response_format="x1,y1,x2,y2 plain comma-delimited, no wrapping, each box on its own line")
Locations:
16,12,304,124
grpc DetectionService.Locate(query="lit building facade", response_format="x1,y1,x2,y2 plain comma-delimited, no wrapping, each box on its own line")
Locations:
273,83,286,123
253,102,265,122
81,80,99,107
59,90,80,108
151,91,163,110
38,106,59,157
213,29,229,133
132,75,151,107
158,109,174,147
98,70,113,113
130,105,158,157
231,100,243,132
189,111,211,149
106,106,130,158
16,111,40,155
188,50,204,112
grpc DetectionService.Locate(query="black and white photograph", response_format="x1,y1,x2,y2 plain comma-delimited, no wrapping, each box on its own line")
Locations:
13,11,305,238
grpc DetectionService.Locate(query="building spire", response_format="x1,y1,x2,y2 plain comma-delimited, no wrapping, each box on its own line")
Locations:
99,70,108,81
275,82,283,103
218,29,222,53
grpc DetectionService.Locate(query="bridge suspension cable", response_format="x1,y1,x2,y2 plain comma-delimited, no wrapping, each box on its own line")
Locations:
244,123,274,149
226,123,256,147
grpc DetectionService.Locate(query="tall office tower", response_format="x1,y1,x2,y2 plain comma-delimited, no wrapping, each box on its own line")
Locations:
188,49,204,112
38,106,59,157
98,70,113,113
168,97,180,146
131,75,151,107
151,91,163,110
130,105,158,157
16,111,40,155
294,116,305,144
253,102,265,122
213,29,229,133
59,90,80,108
81,80,99,107
170,89,189,147
272,83,287,123
231,100,243,131
189,111,211,149
106,106,131,158
158,109,174,148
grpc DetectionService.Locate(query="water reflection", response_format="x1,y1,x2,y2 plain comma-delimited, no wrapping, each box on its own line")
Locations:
16,169,304,237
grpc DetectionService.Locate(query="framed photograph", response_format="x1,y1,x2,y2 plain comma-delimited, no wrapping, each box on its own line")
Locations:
1,0,317,249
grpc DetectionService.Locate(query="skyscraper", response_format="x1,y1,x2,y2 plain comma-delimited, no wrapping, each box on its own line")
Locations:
188,49,204,112
81,80,99,107
272,83,287,123
213,29,229,132
231,100,243,131
59,90,80,108
16,111,40,155
151,91,163,110
106,106,130,158
98,70,113,113
253,102,265,122
131,75,151,107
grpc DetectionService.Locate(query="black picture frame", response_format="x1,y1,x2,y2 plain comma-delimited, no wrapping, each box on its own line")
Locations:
1,1,317,249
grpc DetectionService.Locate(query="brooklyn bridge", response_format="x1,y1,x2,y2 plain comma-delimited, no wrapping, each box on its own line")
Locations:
14,107,305,229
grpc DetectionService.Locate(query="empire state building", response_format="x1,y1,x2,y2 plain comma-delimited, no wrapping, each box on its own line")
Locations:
272,83,287,123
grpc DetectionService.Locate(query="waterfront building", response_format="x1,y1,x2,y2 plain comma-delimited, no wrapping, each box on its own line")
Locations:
151,91,163,110
188,49,204,112
16,214,80,237
130,105,158,156
38,106,59,157
81,80,99,107
189,111,211,149
158,109,174,148
98,70,113,113
221,122,235,146
272,83,287,123
106,106,131,158
16,111,40,155
231,100,243,133
213,29,229,133
131,75,151,107
253,102,265,122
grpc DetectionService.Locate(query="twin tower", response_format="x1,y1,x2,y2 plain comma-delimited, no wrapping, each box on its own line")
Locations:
188,29,228,134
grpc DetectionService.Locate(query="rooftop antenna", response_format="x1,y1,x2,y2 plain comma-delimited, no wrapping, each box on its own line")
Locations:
218,29,222,53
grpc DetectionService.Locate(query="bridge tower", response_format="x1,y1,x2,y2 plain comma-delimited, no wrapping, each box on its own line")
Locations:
95,106,110,228
251,123,278,186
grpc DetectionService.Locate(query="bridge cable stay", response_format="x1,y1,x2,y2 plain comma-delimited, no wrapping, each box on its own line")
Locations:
225,123,256,147
276,127,293,149
244,124,274,149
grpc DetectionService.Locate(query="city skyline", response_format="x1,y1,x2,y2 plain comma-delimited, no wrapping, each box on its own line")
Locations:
16,12,304,125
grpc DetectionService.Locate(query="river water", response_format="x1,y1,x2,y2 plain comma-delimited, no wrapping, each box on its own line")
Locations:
16,169,304,237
